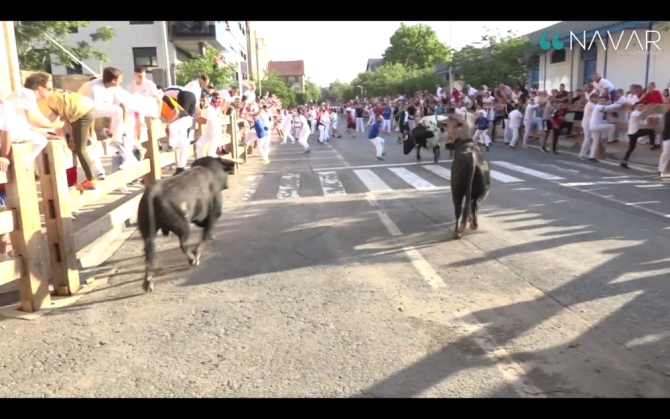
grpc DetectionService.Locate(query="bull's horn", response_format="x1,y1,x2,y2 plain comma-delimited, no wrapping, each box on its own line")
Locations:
219,157,244,164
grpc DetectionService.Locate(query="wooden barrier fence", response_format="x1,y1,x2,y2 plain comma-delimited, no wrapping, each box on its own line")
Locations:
1,113,243,313
0,143,51,312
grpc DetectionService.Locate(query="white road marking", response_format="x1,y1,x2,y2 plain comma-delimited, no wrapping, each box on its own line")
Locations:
422,164,451,180
556,160,631,177
315,160,454,172
561,180,649,187
363,194,546,398
354,169,392,192
388,167,439,190
491,161,565,180
531,163,580,174
277,173,300,199
271,156,340,162
626,201,661,206
636,184,668,189
490,171,524,183
242,175,263,201
560,184,670,218
318,171,346,196
524,143,657,173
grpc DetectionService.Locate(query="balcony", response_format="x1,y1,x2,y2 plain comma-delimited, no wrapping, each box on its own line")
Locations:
170,21,235,55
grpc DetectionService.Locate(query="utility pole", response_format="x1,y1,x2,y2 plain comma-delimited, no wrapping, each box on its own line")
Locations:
256,37,262,96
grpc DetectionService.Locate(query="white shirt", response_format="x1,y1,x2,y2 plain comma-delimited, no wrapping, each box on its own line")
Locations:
628,109,643,134
260,111,272,127
0,100,18,133
308,109,317,120
319,111,330,124
590,104,619,128
455,106,468,115
183,79,202,101
5,88,41,131
126,79,159,98
626,93,640,105
204,105,222,138
483,95,495,103
282,113,292,129
436,87,443,97
78,79,127,106
462,96,472,106
467,86,477,96
245,90,256,104
584,90,596,101
582,102,596,126
508,109,523,129
297,114,309,135
592,78,615,95
524,103,539,120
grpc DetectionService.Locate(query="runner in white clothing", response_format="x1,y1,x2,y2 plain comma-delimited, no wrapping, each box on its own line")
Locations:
522,98,541,147
507,105,523,148
587,95,621,161
280,110,296,144
195,92,223,158
294,107,311,153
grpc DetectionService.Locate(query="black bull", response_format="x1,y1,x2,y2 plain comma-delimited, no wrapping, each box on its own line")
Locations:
403,123,444,164
137,157,235,292
444,138,491,240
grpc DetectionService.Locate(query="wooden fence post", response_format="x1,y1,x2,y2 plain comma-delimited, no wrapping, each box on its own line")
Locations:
229,113,240,174
5,144,51,312
143,117,162,185
41,141,80,296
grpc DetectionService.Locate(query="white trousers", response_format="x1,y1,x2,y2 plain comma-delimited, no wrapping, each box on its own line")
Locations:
473,129,491,146
588,124,615,158
310,120,317,135
297,130,310,150
14,129,48,162
95,102,137,167
659,139,670,173
503,120,512,143
523,118,541,145
356,118,365,132
508,126,521,147
318,124,327,142
257,135,270,161
381,119,391,132
325,123,331,139
195,133,221,159
579,125,592,158
367,115,375,126
168,116,194,168
282,126,295,144
369,136,385,157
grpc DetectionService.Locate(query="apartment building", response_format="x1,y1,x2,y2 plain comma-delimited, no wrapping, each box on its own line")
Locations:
246,21,269,83
51,21,249,85
268,60,305,92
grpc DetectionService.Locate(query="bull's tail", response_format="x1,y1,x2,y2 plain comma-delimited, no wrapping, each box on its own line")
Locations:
142,185,158,292
462,153,476,229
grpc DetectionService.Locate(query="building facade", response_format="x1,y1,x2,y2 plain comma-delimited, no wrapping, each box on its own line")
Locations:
49,21,247,85
246,21,269,83
267,60,305,92
527,21,670,92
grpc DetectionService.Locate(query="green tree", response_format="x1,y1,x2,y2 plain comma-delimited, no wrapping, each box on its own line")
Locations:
295,92,308,105
261,71,296,107
175,46,235,88
451,29,537,88
382,23,451,69
15,21,115,72
304,79,321,103
348,63,442,98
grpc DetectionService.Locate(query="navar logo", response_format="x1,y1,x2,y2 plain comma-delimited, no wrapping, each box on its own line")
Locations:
539,30,662,55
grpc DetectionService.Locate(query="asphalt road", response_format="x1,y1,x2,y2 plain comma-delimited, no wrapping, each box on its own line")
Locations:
1,116,670,397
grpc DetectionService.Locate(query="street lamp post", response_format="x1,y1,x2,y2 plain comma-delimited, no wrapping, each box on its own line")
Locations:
357,85,363,98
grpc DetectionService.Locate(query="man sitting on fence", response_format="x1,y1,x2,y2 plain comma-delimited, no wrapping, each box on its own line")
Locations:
0,99,17,261
78,67,139,173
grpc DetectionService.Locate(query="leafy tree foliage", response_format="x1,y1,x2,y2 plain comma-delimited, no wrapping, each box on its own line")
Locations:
451,29,537,89
15,21,115,72
382,23,451,68
350,63,443,97
261,71,296,107
176,46,235,88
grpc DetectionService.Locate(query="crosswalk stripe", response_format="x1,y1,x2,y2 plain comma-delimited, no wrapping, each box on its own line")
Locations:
354,169,392,192
318,171,346,196
277,173,300,199
242,175,263,201
388,167,439,190
491,161,565,180
489,171,524,183
422,164,451,180
555,160,631,177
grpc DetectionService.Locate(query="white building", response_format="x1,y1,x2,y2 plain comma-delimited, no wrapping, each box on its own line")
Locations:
50,21,248,85
527,21,670,92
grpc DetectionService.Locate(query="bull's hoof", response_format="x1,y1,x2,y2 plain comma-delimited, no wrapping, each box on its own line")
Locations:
142,278,154,293
205,234,215,241
459,221,468,231
451,231,462,240
470,222,478,230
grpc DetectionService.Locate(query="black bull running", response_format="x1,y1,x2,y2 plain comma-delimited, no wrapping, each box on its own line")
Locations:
402,115,447,164
444,138,491,240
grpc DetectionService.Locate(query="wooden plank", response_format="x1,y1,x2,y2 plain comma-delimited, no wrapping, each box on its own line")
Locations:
41,140,80,296
0,210,16,235
73,193,142,252
5,143,51,311
68,159,151,212
0,256,23,285
142,117,164,185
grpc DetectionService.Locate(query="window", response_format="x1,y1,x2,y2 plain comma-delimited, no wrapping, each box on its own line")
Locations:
130,21,154,24
69,25,78,34
132,47,158,70
287,76,296,83
66,63,83,75
581,47,597,61
551,49,566,64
